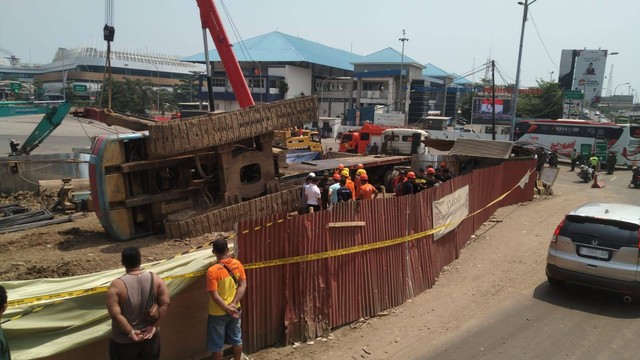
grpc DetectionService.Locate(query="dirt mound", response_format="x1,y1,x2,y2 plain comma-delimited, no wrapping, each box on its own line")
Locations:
0,211,229,281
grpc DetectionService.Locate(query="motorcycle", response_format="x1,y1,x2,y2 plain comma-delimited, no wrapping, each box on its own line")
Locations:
577,165,593,183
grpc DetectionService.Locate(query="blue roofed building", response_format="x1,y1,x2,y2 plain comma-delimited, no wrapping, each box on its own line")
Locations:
184,30,472,127
184,31,362,115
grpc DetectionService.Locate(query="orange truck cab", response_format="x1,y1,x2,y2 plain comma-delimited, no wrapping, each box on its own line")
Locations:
339,123,388,154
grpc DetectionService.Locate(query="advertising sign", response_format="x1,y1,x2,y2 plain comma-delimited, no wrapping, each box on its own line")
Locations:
471,97,513,123
572,49,607,105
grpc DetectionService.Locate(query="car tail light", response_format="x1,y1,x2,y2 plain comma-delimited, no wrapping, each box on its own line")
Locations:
551,219,566,243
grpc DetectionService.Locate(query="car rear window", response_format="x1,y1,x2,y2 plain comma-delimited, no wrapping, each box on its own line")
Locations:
560,215,639,247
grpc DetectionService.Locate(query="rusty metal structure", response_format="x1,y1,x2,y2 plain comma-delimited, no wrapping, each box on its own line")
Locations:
236,159,536,352
89,96,317,241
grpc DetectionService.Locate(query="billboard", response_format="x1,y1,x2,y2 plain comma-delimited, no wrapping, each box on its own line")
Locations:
573,50,607,104
558,49,608,105
471,97,512,123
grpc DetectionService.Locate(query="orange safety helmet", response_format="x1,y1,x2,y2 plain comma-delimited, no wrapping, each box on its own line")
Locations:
406,171,416,179
357,164,364,169
337,164,345,169
332,173,341,180
426,168,435,174
360,173,368,180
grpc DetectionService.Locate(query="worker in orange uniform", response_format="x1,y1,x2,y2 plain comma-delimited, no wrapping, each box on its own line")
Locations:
334,164,345,176
356,174,379,200
354,164,366,192
341,169,356,200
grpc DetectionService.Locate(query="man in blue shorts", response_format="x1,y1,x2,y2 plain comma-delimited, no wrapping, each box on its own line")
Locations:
207,238,247,360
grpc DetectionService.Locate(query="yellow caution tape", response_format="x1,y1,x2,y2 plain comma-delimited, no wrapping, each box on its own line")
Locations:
6,168,532,309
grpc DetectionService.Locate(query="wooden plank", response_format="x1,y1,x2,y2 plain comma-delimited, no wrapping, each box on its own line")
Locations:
328,221,366,228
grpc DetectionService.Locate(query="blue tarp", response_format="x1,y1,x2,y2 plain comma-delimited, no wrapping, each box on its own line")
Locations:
286,151,322,163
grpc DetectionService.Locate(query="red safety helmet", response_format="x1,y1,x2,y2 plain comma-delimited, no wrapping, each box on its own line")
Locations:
426,168,435,174
360,174,368,180
357,164,364,169
337,164,345,169
332,173,341,180
406,171,416,179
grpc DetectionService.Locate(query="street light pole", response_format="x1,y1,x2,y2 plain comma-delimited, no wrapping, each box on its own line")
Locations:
151,62,161,114
613,82,630,114
511,0,538,141
398,30,409,122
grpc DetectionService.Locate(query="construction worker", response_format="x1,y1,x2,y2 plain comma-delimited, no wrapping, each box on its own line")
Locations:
354,164,366,192
589,153,599,172
334,164,345,176
356,174,379,200
341,169,356,200
423,168,441,188
402,171,417,195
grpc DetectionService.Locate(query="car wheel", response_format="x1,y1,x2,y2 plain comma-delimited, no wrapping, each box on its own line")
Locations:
547,276,564,288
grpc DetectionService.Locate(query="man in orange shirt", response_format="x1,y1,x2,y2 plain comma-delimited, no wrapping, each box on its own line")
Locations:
207,238,247,360
356,174,379,200
341,169,356,200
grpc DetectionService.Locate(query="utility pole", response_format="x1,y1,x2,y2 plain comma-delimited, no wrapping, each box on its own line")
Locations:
511,0,538,141
398,29,409,124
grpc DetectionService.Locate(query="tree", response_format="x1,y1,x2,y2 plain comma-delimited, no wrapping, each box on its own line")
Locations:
101,78,154,115
516,80,563,119
278,80,289,97
173,71,201,104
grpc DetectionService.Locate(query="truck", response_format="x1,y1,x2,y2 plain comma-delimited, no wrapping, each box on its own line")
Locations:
339,123,428,156
339,122,388,154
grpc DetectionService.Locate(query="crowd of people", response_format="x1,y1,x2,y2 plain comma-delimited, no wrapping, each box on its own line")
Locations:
299,162,456,213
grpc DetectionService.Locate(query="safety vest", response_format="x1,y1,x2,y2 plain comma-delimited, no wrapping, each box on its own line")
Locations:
589,156,599,166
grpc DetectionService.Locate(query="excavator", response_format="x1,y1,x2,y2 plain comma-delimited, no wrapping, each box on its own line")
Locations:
75,0,318,240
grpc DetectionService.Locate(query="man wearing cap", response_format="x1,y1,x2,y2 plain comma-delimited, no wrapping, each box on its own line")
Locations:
304,177,322,212
300,173,316,214
356,174,379,200
340,169,356,200
327,173,342,207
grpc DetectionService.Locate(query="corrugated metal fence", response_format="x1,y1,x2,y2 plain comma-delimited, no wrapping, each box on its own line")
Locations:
0,153,90,193
236,159,535,353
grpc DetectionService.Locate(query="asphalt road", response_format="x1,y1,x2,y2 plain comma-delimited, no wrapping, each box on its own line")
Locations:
420,167,640,360
0,113,130,156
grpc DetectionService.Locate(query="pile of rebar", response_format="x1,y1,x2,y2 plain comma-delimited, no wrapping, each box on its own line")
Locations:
0,209,71,234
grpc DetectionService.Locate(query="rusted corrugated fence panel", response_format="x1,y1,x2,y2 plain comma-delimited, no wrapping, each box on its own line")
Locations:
237,159,534,353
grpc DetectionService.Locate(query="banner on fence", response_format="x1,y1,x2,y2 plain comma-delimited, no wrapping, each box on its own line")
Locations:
432,185,469,240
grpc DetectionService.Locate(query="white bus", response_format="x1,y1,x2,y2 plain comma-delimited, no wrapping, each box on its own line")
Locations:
513,119,640,168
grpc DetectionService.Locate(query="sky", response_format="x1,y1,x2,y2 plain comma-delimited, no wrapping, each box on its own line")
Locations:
1,0,639,96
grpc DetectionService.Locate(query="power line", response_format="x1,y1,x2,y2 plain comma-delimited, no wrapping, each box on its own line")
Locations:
528,9,558,70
